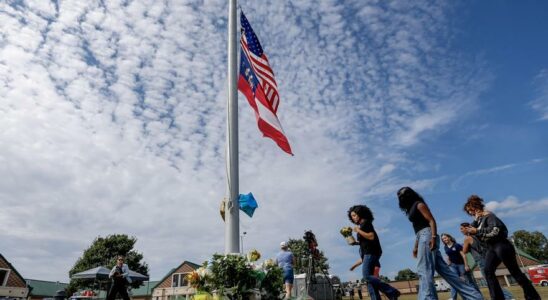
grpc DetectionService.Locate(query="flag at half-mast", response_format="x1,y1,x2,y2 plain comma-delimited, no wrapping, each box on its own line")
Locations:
238,11,293,155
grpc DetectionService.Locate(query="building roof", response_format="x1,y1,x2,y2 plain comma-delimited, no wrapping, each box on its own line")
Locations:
154,261,201,290
26,279,68,297
0,253,28,288
132,281,160,296
515,247,541,264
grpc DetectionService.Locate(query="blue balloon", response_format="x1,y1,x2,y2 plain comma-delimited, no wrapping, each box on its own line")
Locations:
239,192,258,217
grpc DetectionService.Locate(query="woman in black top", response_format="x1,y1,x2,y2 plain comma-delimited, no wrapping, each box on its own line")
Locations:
348,205,400,300
397,187,483,300
464,195,540,300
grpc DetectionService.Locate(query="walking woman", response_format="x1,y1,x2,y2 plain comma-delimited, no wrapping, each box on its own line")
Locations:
397,187,483,300
460,223,514,300
441,233,479,299
348,205,400,300
463,195,540,300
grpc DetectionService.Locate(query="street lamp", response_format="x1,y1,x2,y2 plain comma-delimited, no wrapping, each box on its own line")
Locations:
240,231,247,254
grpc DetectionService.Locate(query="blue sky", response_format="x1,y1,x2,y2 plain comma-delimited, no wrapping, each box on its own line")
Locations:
0,0,547,283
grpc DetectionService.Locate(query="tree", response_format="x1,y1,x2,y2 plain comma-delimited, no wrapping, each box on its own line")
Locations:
67,234,149,294
394,268,418,281
286,238,330,275
511,230,548,262
379,275,391,283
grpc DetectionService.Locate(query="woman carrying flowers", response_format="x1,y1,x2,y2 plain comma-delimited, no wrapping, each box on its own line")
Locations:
347,205,400,300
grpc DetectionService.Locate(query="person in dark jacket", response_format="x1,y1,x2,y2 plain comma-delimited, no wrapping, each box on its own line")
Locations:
460,223,514,300
463,195,540,300
107,255,131,300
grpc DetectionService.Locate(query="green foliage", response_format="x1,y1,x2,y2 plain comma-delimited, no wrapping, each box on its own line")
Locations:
511,230,548,262
209,254,257,299
207,254,283,300
258,263,283,300
286,239,330,274
67,234,149,294
394,268,418,281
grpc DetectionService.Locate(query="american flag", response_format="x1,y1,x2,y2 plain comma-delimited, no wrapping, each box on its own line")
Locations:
238,11,293,155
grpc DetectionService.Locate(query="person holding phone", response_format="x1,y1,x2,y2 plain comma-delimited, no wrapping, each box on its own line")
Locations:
107,255,132,300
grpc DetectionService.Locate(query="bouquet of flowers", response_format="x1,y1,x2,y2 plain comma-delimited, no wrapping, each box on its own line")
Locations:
340,226,357,245
247,249,261,262
187,266,211,292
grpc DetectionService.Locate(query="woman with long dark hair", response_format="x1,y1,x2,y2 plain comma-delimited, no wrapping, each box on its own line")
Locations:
463,195,540,300
347,205,400,300
397,187,483,300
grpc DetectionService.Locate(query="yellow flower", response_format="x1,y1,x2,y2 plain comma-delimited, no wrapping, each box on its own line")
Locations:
186,271,201,287
340,227,353,237
247,249,261,262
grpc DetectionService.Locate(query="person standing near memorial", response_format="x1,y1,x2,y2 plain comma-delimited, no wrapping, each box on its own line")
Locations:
107,255,132,300
276,241,295,299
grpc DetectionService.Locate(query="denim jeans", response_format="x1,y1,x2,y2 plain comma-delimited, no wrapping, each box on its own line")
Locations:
416,227,483,300
464,269,480,294
361,254,398,300
449,264,466,300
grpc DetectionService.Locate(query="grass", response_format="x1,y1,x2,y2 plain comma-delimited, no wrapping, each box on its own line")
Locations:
341,285,548,300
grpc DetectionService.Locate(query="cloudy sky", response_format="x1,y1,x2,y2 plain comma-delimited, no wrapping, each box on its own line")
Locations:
1,0,547,283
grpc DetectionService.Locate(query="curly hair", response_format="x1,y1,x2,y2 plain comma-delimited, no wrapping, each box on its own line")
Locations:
347,205,374,224
397,186,425,215
464,194,485,214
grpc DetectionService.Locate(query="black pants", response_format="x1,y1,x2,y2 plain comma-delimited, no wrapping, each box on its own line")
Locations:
107,282,130,300
483,239,540,300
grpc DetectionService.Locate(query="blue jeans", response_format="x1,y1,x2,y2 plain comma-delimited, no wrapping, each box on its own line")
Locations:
361,254,398,300
449,264,479,299
464,270,480,294
416,228,483,300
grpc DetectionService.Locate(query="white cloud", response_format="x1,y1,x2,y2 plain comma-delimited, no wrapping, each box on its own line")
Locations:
486,196,548,217
0,0,492,282
530,69,548,121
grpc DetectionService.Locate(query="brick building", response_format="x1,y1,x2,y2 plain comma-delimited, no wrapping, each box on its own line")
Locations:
151,261,200,300
0,254,29,300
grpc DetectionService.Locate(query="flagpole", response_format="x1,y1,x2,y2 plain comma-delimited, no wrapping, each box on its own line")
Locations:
225,0,240,254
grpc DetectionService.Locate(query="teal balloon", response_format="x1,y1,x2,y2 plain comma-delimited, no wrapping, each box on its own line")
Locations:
239,192,258,217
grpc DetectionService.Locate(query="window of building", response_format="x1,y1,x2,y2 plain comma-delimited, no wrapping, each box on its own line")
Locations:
172,274,179,287
171,273,189,287
0,268,10,286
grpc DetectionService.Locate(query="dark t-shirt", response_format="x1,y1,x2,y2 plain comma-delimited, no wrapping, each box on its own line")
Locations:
408,201,430,233
444,243,465,265
358,221,382,257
